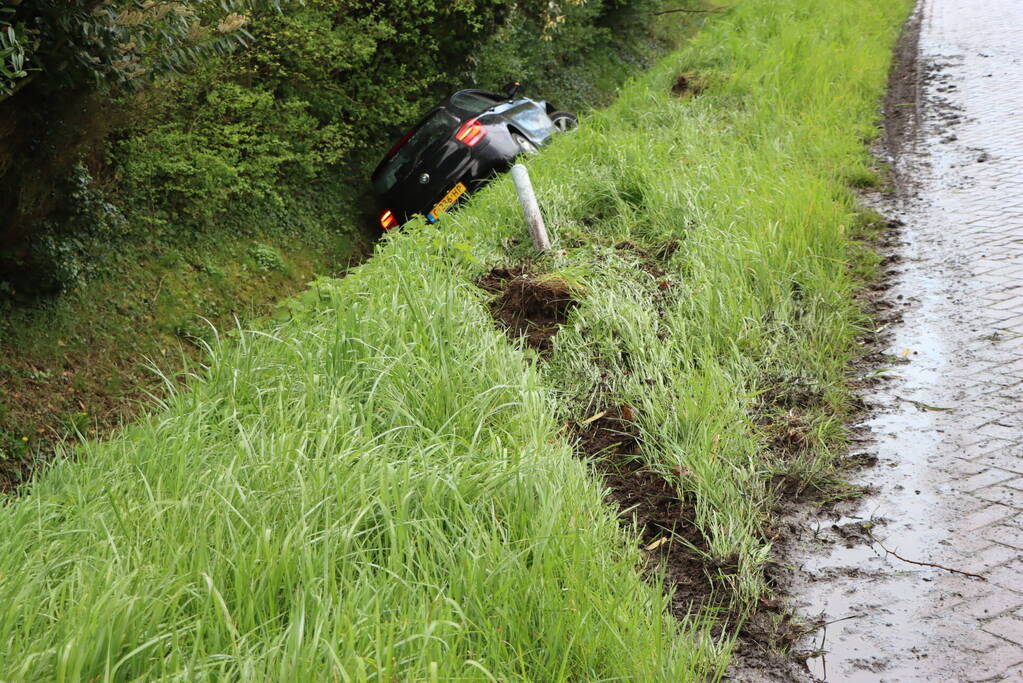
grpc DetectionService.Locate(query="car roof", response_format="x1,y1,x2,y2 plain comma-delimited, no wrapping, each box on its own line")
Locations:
372,89,543,179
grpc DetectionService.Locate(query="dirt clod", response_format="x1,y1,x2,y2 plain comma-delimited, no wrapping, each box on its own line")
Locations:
671,73,705,98
478,266,578,353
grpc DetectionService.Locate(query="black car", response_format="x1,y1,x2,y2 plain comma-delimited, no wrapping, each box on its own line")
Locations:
372,83,577,230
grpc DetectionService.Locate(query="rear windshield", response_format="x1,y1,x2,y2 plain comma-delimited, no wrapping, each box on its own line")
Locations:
374,109,459,195
450,90,501,114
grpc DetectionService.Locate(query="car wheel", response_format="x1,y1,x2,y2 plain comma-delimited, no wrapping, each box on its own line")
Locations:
512,132,538,154
549,111,578,132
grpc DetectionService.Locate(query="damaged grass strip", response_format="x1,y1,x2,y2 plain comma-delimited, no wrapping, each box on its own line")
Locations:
476,266,741,622
572,407,738,622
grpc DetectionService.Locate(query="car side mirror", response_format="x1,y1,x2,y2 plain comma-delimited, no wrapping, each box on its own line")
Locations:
502,81,521,99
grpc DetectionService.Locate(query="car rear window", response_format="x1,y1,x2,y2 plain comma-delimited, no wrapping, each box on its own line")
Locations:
373,109,459,195
450,90,501,114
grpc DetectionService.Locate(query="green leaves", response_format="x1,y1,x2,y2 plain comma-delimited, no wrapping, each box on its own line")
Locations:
0,9,29,95
106,0,640,227
0,0,298,98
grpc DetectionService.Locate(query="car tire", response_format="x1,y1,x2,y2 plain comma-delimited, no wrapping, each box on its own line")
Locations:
512,132,538,154
549,111,578,132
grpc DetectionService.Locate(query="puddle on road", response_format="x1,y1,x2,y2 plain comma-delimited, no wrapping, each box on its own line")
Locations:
789,215,990,680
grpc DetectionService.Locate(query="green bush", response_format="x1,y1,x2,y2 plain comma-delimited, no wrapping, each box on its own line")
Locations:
249,243,287,272
115,81,337,222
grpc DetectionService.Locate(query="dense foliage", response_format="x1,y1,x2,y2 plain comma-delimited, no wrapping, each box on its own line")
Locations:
0,0,272,97
1,0,659,295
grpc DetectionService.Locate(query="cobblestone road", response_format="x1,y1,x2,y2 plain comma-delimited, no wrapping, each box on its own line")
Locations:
785,1,1023,681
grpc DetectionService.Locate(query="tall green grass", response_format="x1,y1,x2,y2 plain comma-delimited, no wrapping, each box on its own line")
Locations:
0,0,910,679
440,0,910,603
0,260,721,680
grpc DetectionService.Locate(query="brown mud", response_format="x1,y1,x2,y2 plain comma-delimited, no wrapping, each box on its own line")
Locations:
575,408,730,620
671,72,706,98
477,266,579,353
881,10,924,169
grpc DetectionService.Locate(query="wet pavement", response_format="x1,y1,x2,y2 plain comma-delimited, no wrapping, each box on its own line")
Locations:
786,0,1023,681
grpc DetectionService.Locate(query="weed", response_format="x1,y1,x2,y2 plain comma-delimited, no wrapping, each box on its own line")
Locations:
248,243,287,273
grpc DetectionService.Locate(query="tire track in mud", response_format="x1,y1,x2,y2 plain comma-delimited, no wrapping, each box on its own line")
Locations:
477,265,734,624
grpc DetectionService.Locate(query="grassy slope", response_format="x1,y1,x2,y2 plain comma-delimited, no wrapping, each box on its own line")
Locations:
0,0,909,679
0,10,691,473
0,175,372,475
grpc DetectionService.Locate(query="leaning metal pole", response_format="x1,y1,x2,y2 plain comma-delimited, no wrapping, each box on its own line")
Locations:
511,163,550,251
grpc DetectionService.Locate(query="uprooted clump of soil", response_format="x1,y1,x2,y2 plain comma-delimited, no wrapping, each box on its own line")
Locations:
477,266,578,353
671,72,706,98
574,407,733,619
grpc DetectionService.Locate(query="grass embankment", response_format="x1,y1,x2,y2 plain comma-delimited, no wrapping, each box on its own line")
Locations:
0,2,692,479
0,0,909,678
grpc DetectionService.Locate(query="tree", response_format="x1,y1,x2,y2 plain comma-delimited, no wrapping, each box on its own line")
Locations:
0,0,294,100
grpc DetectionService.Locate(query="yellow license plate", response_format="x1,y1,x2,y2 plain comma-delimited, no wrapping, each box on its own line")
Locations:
430,182,467,218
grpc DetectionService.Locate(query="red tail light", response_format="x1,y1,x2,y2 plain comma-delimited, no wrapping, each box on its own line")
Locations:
379,210,398,230
387,128,415,158
454,118,487,147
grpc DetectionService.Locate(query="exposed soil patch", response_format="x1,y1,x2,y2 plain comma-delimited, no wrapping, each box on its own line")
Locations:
477,266,579,353
882,10,923,175
750,373,830,463
840,451,879,469
756,372,830,414
671,72,705,98
574,407,729,620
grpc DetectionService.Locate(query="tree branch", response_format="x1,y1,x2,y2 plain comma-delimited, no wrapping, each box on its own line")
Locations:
867,530,986,580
